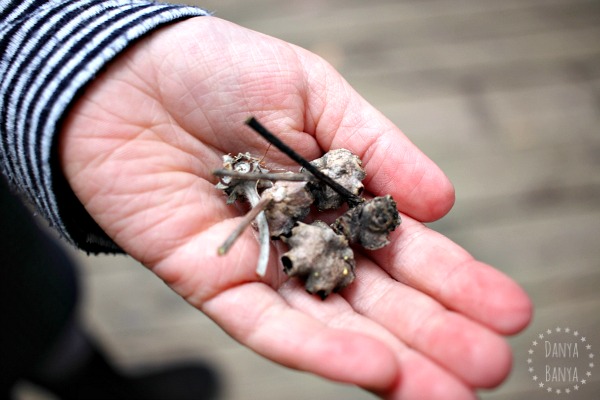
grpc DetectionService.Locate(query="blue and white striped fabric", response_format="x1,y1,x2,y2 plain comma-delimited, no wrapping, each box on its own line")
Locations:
0,0,208,252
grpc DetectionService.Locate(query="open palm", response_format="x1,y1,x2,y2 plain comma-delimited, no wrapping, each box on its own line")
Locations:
60,17,532,399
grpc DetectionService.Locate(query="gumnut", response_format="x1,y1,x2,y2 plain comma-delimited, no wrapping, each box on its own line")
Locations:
262,178,314,238
215,153,271,204
304,149,366,210
332,195,401,250
281,221,355,299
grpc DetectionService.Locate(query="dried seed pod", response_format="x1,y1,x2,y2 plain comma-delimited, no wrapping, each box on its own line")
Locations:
281,221,355,299
304,149,366,210
215,152,272,276
215,153,271,204
332,195,401,250
262,178,314,238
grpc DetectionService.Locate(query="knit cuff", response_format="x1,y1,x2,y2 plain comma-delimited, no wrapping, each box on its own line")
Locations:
0,0,210,252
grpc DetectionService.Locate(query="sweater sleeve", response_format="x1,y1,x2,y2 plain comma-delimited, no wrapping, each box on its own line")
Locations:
0,0,210,253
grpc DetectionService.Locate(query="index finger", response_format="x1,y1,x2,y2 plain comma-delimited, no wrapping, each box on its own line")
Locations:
298,53,455,222
370,215,533,335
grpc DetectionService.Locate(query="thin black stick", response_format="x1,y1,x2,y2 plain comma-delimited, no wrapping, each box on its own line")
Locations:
245,117,363,207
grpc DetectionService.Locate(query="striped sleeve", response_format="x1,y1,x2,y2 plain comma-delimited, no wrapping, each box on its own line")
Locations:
0,0,209,252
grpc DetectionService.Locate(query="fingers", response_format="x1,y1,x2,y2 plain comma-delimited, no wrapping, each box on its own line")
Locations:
298,54,455,222
200,282,399,391
383,352,477,400
162,219,508,397
279,280,478,400
368,215,533,335
202,278,479,399
343,256,512,389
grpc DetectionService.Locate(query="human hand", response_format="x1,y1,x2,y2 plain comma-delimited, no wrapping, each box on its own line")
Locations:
60,17,532,399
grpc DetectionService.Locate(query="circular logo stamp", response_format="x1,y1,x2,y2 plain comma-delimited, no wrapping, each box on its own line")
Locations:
527,326,595,396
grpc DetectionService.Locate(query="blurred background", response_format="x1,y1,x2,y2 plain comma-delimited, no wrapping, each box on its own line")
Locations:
18,0,600,399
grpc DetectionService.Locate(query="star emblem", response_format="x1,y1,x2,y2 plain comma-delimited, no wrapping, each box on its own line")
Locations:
527,326,595,396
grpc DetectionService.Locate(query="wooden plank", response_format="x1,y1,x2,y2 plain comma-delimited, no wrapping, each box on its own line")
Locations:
431,209,600,280
374,84,600,172
201,0,599,42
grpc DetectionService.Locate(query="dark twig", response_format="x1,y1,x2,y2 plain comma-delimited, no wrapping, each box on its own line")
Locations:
245,117,364,207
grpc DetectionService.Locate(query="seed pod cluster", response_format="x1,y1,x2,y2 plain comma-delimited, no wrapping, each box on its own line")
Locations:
280,196,400,298
214,120,401,299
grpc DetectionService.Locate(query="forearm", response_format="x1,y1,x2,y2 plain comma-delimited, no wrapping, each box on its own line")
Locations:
0,0,209,252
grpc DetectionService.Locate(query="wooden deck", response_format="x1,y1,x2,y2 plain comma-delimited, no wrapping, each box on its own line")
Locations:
17,0,600,399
